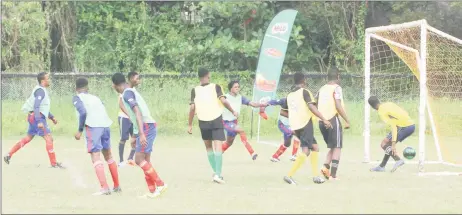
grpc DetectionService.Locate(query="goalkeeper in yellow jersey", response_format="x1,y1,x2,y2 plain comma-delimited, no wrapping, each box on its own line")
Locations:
368,96,415,173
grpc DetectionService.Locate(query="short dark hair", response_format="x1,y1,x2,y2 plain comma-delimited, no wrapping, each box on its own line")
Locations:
127,71,139,81
198,68,209,78
327,67,340,81
293,72,305,85
111,72,126,85
75,77,88,89
37,72,48,84
228,80,239,91
368,96,381,107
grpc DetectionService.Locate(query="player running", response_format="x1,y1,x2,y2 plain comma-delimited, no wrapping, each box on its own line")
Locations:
317,68,350,180
261,98,300,162
73,77,121,195
368,96,415,173
117,71,140,167
4,72,64,168
112,72,167,198
221,80,267,160
281,72,332,185
188,68,237,184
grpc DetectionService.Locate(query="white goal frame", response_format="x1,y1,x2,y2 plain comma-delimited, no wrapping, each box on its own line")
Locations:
364,19,462,176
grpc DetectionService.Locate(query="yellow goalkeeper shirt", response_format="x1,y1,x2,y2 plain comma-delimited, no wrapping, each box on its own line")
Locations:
377,102,414,142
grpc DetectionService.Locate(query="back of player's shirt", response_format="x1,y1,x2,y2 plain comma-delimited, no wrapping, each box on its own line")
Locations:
22,85,51,117
285,87,316,130
122,88,156,135
378,102,414,127
76,93,113,128
317,84,345,120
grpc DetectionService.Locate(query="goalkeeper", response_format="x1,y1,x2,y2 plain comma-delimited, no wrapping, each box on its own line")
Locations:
368,96,415,173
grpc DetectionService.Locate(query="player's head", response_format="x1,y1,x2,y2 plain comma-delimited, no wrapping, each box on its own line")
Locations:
37,72,50,87
368,96,381,110
75,77,88,92
198,67,210,83
111,72,127,93
127,71,140,88
293,72,305,86
327,67,340,83
228,80,240,94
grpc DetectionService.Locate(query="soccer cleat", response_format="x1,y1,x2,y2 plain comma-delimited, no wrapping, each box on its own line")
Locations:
390,160,405,173
127,159,136,166
283,176,297,185
92,189,111,196
156,184,168,196
251,153,258,160
118,161,127,167
4,154,11,165
289,155,297,161
51,162,65,169
320,167,330,180
112,187,122,193
213,175,225,184
270,157,280,162
312,176,326,184
370,166,385,172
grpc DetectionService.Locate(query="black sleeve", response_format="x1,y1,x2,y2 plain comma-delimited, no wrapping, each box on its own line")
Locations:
215,84,224,98
303,89,315,104
281,97,289,110
190,88,195,104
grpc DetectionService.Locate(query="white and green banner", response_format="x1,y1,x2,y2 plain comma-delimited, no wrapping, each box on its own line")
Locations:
252,9,298,113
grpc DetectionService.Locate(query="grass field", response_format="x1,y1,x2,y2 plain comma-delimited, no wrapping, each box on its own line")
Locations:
2,134,462,214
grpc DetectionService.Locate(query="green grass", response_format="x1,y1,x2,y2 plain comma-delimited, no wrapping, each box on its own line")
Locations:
2,134,462,213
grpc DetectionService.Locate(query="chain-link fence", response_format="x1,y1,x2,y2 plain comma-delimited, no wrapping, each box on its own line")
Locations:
1,72,416,137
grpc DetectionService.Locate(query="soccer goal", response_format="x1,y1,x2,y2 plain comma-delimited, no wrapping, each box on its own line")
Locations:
364,19,462,176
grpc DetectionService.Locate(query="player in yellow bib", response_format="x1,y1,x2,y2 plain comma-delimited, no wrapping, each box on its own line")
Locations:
317,68,350,180
188,68,237,184
368,96,415,172
281,73,333,185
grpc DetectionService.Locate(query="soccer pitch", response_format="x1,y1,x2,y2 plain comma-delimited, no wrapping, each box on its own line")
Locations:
2,134,461,214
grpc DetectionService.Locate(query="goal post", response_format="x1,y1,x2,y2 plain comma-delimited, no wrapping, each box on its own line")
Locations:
364,19,462,176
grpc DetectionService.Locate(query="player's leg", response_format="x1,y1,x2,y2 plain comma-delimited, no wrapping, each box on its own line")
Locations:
234,124,258,160
136,123,166,198
126,124,136,163
86,127,110,195
101,128,120,192
4,114,39,164
201,128,217,177
390,124,416,173
370,137,392,172
319,119,332,178
211,128,226,184
38,120,63,168
271,121,292,162
328,116,343,179
222,120,237,153
291,135,300,161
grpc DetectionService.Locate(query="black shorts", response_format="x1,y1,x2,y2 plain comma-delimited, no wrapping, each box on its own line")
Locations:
199,116,225,141
319,116,343,149
294,119,317,149
118,117,133,141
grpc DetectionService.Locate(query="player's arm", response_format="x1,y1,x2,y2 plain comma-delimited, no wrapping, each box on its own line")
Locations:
304,90,332,128
244,96,266,108
379,111,398,143
72,96,87,133
33,88,45,123
334,86,350,126
280,98,289,117
123,91,145,137
216,85,236,114
118,95,130,117
188,89,196,133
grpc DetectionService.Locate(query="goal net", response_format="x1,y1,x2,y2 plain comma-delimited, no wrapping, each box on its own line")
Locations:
364,19,462,176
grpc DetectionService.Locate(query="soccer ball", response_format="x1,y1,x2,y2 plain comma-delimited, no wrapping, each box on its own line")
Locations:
403,146,416,160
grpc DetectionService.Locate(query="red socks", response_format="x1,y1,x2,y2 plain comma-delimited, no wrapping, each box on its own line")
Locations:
45,137,57,166
273,145,288,159
140,161,164,190
9,137,32,157
93,160,109,190
292,139,300,156
239,133,255,155
107,159,120,188
222,142,231,152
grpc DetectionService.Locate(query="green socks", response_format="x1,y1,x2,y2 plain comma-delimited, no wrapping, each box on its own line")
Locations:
215,152,223,177
207,151,216,173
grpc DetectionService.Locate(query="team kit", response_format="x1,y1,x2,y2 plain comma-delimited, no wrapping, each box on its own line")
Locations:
3,68,416,198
